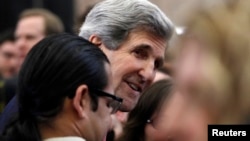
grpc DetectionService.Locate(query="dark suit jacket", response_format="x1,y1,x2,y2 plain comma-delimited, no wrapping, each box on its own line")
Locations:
0,75,18,134
0,96,18,134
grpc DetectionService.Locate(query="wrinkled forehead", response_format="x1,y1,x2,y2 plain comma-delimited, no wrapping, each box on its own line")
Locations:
126,30,168,55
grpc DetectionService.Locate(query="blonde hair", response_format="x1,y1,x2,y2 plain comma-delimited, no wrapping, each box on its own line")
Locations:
20,8,64,35
177,0,250,124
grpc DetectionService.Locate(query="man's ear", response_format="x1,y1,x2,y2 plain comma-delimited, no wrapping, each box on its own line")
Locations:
89,34,102,47
89,35,110,54
73,84,90,118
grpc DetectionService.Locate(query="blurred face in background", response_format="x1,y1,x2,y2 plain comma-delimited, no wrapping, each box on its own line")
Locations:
144,38,214,141
15,16,45,66
144,87,211,141
0,40,19,78
171,38,215,141
144,91,188,141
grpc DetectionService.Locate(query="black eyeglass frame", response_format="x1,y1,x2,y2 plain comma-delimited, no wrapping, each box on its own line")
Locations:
89,88,123,114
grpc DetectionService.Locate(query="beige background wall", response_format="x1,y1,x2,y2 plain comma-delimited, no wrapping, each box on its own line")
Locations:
74,0,205,27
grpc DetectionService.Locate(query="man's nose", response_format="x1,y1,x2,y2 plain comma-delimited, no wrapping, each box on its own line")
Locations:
10,57,19,66
138,61,155,84
16,38,26,49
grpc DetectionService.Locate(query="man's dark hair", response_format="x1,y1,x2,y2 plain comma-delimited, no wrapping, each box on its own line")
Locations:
2,33,110,140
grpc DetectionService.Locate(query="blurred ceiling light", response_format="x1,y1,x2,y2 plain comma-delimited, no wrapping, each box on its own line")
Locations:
175,26,186,35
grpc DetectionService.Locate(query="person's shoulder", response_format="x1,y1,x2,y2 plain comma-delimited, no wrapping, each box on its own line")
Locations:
0,96,18,134
0,135,7,141
44,137,86,141
5,76,18,86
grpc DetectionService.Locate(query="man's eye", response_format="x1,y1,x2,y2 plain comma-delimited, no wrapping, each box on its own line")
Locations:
154,61,161,69
26,36,36,40
3,52,13,58
134,49,148,59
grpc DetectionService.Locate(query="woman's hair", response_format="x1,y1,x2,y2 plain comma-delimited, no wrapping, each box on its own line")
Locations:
118,79,173,141
2,33,109,140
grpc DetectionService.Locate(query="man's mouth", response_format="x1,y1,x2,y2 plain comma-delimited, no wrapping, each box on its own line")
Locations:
127,82,142,93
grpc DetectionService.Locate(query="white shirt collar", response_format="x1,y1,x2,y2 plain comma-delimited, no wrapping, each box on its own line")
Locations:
44,136,86,141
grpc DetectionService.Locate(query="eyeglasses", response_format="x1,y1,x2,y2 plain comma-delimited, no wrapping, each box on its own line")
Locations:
89,88,123,114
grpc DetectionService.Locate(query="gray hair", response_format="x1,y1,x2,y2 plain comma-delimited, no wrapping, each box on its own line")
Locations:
79,0,174,50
